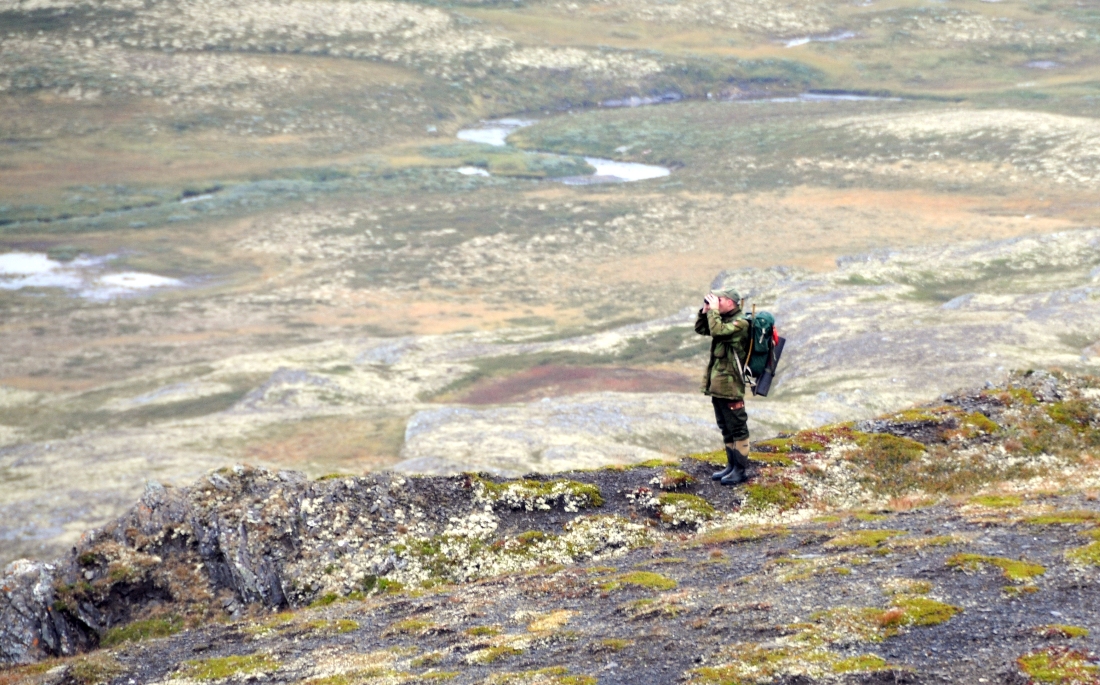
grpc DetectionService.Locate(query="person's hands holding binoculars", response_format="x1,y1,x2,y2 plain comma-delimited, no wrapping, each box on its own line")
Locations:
703,293,720,312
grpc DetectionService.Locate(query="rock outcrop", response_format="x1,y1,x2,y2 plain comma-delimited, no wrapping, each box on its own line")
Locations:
2,370,1099,685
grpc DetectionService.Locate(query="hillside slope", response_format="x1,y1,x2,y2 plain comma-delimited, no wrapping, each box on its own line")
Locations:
2,369,1100,684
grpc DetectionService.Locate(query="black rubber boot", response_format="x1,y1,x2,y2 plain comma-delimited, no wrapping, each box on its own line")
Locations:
719,446,749,486
711,449,735,481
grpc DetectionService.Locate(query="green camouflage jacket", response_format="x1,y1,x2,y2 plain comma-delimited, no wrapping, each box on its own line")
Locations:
694,306,750,400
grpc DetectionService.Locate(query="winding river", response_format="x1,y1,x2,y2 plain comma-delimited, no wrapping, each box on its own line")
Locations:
455,118,670,185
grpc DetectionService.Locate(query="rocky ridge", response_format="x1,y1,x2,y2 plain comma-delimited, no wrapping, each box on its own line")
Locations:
2,370,1100,683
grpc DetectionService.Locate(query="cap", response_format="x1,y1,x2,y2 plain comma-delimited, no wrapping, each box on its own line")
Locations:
711,288,741,302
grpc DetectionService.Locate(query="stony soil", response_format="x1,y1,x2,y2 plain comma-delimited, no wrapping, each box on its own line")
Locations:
2,371,1100,684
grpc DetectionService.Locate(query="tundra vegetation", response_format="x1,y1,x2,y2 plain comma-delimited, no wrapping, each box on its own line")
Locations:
2,0,1100,680
3,0,1100,567
2,372,1100,683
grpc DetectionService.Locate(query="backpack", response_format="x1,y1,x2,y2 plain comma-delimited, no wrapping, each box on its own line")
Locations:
741,310,786,397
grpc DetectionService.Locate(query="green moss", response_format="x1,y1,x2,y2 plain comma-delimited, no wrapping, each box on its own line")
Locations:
970,494,1024,508
102,615,183,646
179,654,279,681
824,530,905,549
960,412,1000,435
309,592,339,608
657,468,696,490
693,525,789,546
881,579,933,596
1024,511,1100,525
751,452,796,467
361,575,404,595
306,619,359,634
686,450,726,466
1033,625,1090,639
1066,541,1100,567
488,667,596,684
891,597,961,627
853,512,888,522
887,408,944,423
516,530,548,545
1004,584,1040,597
743,478,804,512
688,641,895,683
754,433,826,453
468,646,523,664
833,654,890,674
385,618,436,636
845,433,928,496
465,625,503,637
476,477,604,509
657,493,716,522
603,571,677,592
1017,646,1099,683
635,458,679,468
889,534,960,550
1046,400,1093,432
316,472,353,481
947,553,1046,582
69,654,125,685
1004,387,1039,406
411,652,446,668
597,638,633,651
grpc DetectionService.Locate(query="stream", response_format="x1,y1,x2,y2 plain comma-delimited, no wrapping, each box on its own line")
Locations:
455,118,670,184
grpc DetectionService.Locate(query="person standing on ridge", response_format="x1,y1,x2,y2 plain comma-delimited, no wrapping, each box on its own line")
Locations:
695,288,752,486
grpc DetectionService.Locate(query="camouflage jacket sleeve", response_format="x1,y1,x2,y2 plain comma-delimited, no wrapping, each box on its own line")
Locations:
694,309,710,336
706,309,748,339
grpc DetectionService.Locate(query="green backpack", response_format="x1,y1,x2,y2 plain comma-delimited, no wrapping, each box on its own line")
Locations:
742,311,785,397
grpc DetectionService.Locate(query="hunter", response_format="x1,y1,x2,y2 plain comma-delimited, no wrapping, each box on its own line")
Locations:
695,288,751,486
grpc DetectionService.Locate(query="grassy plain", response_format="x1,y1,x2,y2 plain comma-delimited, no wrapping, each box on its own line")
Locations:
2,0,1100,559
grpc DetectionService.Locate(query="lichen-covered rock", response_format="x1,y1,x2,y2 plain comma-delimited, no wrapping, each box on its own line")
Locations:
0,559,86,664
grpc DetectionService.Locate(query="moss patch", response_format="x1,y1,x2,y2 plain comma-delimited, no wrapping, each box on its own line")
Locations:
657,492,715,524
881,579,933,596
594,638,633,652
947,553,1046,583
824,530,905,549
306,619,359,634
68,653,124,685
693,525,788,547
384,618,437,636
178,654,279,681
1066,541,1100,567
891,597,961,627
833,655,891,674
743,477,804,512
686,450,726,466
602,571,677,592
487,666,597,684
476,477,604,511
1017,646,1099,684
1024,511,1100,526
466,645,524,665
845,433,928,496
656,468,696,490
102,615,183,646
1033,625,1090,639
751,452,796,467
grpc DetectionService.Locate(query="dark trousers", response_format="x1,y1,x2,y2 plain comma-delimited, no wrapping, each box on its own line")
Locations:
712,397,749,443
